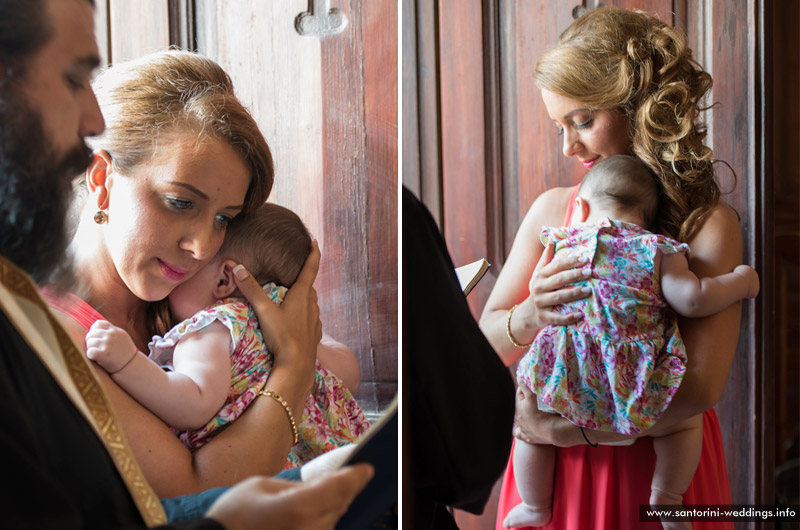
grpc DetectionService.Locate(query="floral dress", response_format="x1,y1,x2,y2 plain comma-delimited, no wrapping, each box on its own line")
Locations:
148,283,370,467
516,218,690,435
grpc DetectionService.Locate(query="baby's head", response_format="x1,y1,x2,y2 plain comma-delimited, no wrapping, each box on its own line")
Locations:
166,202,312,322
221,202,312,288
574,155,659,229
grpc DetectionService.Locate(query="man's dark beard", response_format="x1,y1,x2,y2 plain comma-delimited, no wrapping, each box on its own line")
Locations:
0,93,92,284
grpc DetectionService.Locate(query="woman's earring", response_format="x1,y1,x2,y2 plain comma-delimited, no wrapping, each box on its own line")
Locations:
93,210,108,224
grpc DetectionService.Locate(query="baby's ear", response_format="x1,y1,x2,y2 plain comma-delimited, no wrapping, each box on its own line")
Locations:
576,196,591,223
212,259,240,299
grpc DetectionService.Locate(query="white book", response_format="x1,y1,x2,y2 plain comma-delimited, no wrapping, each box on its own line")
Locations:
455,258,490,296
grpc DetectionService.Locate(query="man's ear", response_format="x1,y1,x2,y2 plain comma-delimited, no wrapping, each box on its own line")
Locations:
212,259,240,299
575,196,590,223
86,150,113,210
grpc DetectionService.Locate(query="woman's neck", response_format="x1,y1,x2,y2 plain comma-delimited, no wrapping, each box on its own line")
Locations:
68,219,151,348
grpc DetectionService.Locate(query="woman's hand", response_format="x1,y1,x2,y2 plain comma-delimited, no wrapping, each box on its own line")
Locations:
524,241,591,329
513,379,637,447
512,381,581,446
233,241,322,377
484,241,591,365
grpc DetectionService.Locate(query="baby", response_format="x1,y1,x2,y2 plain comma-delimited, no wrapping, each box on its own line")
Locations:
505,155,759,530
86,202,369,466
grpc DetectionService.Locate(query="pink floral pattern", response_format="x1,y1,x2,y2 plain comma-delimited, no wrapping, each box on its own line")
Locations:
148,283,370,467
516,219,690,435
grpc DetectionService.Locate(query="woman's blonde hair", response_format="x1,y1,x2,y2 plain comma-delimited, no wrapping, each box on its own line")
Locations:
534,7,725,242
88,49,273,215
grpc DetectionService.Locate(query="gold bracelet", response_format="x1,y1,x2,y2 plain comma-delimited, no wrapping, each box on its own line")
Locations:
258,390,298,445
506,304,533,348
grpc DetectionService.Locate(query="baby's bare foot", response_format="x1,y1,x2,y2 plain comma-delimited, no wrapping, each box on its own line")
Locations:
503,502,552,529
650,489,692,530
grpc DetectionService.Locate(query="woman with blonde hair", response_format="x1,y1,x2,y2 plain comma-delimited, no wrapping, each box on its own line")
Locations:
479,7,744,529
47,49,321,498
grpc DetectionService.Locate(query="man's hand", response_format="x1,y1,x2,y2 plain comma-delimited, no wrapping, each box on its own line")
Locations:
206,463,374,530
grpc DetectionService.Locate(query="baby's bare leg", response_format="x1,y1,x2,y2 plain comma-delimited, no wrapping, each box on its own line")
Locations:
504,440,555,529
650,414,703,530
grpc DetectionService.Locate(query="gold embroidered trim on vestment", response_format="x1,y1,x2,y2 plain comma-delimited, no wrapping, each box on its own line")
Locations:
0,256,166,526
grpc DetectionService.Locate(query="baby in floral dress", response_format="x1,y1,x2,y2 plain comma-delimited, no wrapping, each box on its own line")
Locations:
85,202,369,468
505,156,759,530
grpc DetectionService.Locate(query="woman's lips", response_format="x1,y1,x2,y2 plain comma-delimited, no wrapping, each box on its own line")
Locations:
158,259,187,281
582,156,600,169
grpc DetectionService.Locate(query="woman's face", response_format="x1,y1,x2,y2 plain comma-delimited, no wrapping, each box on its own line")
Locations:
541,89,631,170
102,132,251,302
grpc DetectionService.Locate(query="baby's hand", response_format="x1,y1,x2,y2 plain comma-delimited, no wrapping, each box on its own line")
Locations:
733,264,760,299
85,320,138,374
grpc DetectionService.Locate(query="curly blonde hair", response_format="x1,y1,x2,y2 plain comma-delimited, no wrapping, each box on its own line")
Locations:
534,7,726,242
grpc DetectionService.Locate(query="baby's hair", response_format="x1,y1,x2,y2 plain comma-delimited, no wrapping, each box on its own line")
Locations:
578,155,659,229
148,203,311,338
221,202,312,288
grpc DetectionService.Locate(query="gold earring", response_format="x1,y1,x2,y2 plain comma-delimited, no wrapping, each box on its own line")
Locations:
93,210,108,224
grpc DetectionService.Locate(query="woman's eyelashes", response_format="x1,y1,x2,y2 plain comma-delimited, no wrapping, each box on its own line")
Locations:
166,197,233,230
166,196,193,211
214,214,232,229
555,116,594,135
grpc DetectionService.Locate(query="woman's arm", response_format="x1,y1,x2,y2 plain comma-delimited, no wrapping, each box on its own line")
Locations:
186,243,324,489
656,203,747,418
479,187,589,365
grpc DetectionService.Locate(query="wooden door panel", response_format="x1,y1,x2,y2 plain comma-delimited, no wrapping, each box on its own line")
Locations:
438,0,492,316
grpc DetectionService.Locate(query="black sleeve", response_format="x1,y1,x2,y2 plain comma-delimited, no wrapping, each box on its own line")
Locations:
402,188,515,524
0,309,224,530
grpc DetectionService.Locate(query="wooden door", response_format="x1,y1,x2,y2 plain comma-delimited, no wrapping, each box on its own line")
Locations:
94,0,398,416
404,1,789,528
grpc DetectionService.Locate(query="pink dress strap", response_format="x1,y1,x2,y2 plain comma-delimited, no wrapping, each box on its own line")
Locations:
563,185,581,226
40,285,105,332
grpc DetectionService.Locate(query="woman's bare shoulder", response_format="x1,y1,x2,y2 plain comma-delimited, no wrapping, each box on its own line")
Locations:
691,202,742,246
50,306,89,352
520,186,576,231
687,201,743,275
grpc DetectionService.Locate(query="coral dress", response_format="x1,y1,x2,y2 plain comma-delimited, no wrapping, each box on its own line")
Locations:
494,187,733,530
517,219,689,435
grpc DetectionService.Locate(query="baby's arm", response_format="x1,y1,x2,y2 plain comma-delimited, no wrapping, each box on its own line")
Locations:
85,320,232,430
317,333,361,392
659,250,760,318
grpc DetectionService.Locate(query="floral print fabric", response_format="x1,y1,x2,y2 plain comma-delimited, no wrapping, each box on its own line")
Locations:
149,283,370,467
516,218,690,435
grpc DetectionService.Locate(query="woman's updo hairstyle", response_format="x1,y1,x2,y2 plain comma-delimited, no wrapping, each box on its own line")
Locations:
88,49,272,215
534,7,723,242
